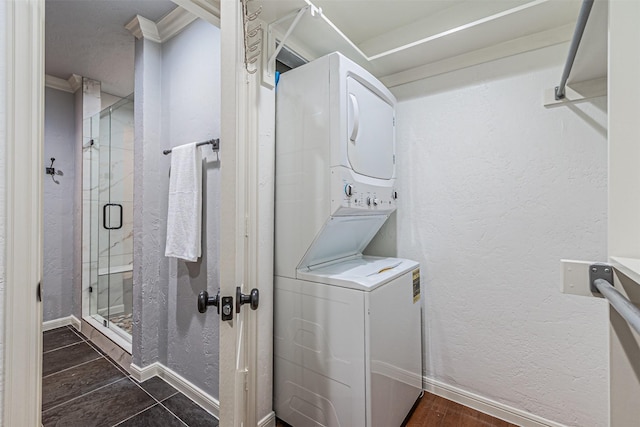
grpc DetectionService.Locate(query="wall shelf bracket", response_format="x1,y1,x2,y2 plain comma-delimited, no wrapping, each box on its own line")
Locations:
263,4,320,87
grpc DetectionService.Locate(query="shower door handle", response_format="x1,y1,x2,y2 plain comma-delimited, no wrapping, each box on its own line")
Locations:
103,203,123,230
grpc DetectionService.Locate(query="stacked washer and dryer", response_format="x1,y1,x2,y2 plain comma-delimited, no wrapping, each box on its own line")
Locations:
274,52,422,427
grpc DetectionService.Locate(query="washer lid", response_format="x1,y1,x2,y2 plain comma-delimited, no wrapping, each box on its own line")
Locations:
296,215,388,271
298,255,419,291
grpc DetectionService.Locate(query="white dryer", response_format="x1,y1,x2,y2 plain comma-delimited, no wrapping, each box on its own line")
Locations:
274,52,422,426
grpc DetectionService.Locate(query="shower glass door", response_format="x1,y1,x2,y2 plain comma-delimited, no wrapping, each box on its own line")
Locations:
89,95,134,343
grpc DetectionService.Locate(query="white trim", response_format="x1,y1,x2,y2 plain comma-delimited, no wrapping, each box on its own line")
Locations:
44,73,83,93
45,74,73,93
257,411,276,427
157,6,198,42
3,0,45,425
125,15,161,43
130,362,220,419
43,314,81,332
68,74,82,92
130,361,162,382
423,377,567,427
382,24,573,89
126,8,198,44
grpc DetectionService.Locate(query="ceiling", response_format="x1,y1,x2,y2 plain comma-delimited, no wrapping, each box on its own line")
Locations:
46,0,593,96
46,0,176,97
262,0,585,86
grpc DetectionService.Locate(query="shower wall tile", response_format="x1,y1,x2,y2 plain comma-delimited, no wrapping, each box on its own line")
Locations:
98,147,134,203
109,104,134,150
96,273,124,315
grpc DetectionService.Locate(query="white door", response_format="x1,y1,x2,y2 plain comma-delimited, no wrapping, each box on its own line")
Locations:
218,0,266,425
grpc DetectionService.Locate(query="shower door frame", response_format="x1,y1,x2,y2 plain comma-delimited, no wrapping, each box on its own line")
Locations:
84,96,134,351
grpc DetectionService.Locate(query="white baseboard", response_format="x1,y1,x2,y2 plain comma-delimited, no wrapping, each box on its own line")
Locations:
423,377,567,427
258,411,276,427
130,362,161,382
130,362,219,419
43,314,82,332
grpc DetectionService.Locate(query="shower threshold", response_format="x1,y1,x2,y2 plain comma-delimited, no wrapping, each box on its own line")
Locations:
83,314,133,355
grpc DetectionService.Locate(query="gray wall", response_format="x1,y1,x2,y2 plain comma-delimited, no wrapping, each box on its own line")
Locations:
43,87,77,322
161,19,221,394
133,18,221,397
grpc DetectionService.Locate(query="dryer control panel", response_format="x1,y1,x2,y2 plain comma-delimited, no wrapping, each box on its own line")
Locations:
331,166,396,215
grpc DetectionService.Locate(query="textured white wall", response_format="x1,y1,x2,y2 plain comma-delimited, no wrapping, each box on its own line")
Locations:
43,87,76,321
372,44,608,426
0,0,6,417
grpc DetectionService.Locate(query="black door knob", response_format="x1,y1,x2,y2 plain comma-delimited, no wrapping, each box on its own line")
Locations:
236,287,259,313
197,290,219,313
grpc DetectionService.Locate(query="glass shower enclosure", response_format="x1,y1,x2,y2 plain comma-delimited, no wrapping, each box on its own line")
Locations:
84,95,134,347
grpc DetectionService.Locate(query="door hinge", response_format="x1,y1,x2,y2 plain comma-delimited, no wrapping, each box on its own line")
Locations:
89,286,93,293
37,282,42,302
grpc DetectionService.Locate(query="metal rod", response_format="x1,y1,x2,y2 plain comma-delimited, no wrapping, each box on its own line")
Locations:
163,138,220,155
594,278,640,336
555,0,594,100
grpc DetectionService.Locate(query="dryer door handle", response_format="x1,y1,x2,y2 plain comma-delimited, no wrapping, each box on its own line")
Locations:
348,93,359,142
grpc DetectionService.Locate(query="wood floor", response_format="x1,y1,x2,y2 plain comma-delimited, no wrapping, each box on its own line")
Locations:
405,392,518,427
276,392,518,427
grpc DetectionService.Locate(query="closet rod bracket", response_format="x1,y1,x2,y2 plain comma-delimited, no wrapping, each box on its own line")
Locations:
589,263,613,295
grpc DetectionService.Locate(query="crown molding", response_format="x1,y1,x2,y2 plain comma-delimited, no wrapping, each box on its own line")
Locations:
125,14,161,43
126,7,198,44
157,6,198,42
68,74,82,92
44,73,82,93
44,74,73,92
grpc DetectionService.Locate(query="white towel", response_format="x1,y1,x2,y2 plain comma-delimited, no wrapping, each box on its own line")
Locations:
165,143,202,262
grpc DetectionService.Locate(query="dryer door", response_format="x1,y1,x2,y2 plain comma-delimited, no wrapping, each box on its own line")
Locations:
346,76,395,180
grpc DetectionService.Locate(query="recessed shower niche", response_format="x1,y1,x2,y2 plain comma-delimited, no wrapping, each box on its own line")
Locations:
82,79,134,351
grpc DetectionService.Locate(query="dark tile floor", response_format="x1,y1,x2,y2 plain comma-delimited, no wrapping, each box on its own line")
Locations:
42,326,219,427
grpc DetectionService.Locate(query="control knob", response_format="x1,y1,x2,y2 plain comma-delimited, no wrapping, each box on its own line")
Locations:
344,184,353,197
367,197,380,206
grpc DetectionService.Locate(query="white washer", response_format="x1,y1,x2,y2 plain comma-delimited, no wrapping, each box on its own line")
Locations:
275,256,422,427
274,52,422,426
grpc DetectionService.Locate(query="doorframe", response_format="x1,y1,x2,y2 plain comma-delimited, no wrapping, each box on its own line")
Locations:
3,0,266,425
2,0,45,425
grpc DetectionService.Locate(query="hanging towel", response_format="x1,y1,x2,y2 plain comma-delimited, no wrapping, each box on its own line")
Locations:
165,143,202,262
